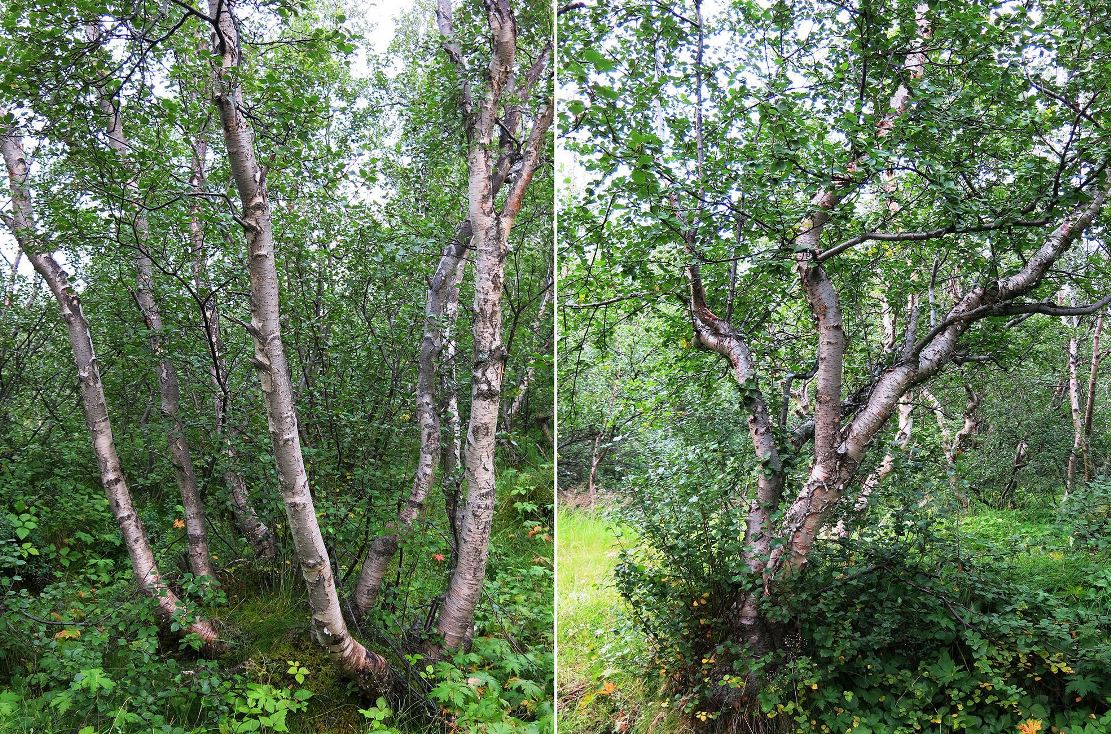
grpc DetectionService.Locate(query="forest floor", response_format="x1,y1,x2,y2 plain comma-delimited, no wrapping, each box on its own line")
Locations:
556,509,689,734
1,467,554,734
556,505,1111,734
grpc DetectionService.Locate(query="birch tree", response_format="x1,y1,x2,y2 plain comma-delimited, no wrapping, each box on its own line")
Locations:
203,0,388,682
431,0,554,651
560,0,1111,711
85,22,216,579
2,125,218,646
352,22,552,614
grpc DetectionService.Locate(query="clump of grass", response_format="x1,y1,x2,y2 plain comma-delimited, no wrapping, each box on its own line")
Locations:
958,508,1064,550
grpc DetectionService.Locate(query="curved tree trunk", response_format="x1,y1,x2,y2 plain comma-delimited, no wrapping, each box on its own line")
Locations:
86,24,215,579
834,392,913,537
355,0,553,616
206,0,387,682
435,98,554,647
2,130,217,646
945,386,983,506
439,257,467,553
1000,440,1029,509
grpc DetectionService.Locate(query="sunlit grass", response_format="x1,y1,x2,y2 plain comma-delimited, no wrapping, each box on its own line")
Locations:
556,510,689,734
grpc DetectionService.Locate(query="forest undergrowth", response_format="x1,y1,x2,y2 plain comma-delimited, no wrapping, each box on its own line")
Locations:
1,458,554,734
557,487,1111,734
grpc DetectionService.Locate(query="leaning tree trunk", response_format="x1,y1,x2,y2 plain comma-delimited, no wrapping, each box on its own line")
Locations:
439,258,468,553
186,107,276,560
834,393,913,538
945,386,983,506
87,24,215,579
354,18,552,613
206,0,387,682
922,386,984,503
2,130,217,645
352,225,469,616
684,3,1104,656
435,110,553,643
1000,440,1029,509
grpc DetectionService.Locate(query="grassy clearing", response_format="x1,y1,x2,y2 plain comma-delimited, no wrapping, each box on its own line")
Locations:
556,510,622,687
956,507,1111,611
556,510,688,734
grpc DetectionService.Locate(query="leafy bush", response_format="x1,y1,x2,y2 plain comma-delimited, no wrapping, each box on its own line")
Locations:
1060,477,1111,554
604,451,1111,733
756,530,1111,733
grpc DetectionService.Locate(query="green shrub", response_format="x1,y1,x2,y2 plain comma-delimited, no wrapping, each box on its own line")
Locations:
754,531,1111,733
1060,477,1111,554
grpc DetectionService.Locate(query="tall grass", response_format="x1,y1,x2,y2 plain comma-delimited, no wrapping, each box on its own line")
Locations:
557,510,688,734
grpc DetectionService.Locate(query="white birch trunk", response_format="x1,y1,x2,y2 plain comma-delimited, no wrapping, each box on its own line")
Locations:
1064,299,1084,496
833,393,913,537
434,0,553,649
206,0,387,681
1082,313,1104,481
186,111,277,560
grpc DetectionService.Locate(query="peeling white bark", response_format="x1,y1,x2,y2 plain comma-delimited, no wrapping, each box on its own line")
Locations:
435,0,553,651
354,12,552,614
352,224,468,615
206,0,387,682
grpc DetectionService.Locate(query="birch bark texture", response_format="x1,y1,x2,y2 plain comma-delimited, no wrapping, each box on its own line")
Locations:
2,129,218,645
433,0,554,650
352,36,552,611
205,0,388,681
86,23,215,579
